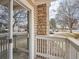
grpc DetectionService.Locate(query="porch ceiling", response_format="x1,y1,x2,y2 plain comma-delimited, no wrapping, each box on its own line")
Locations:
0,0,23,10
0,0,8,6
31,0,52,5
0,0,53,8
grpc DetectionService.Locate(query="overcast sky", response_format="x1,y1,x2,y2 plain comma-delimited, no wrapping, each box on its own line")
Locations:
49,0,65,19
49,0,79,20
49,0,61,19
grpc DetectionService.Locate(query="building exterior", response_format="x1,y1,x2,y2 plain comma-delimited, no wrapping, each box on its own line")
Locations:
0,0,79,59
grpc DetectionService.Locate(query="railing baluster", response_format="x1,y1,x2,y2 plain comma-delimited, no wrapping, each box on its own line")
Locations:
3,39,4,58
39,39,40,53
6,39,7,59
37,39,40,52
41,39,42,53
42,39,43,54
0,37,8,59
49,41,51,55
62,40,64,58
59,40,61,57
55,41,57,56
44,40,45,54
47,39,49,57
0,38,2,59
40,39,42,53
37,39,38,52
53,40,55,56
44,40,46,54
37,39,39,52
58,41,59,57
57,41,59,56
62,41,64,58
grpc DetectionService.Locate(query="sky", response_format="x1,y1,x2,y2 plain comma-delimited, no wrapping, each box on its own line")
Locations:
49,0,79,20
49,0,62,19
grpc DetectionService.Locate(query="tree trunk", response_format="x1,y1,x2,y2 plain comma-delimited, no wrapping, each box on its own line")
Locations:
69,25,72,33
69,27,72,33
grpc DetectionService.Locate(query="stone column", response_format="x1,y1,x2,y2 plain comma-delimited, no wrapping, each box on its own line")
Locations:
34,1,50,35
36,4,47,35
33,1,51,59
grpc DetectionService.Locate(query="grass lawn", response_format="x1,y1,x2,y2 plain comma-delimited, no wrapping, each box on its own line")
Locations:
55,32,79,39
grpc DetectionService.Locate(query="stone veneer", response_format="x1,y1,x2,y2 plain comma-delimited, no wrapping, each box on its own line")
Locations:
36,4,47,35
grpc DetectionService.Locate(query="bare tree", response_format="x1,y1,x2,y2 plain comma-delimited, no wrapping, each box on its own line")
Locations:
0,5,9,33
13,9,27,31
56,0,79,33
50,18,56,32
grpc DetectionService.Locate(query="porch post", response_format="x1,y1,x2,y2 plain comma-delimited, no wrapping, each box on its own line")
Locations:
47,3,50,35
8,0,13,59
36,4,48,35
29,9,35,59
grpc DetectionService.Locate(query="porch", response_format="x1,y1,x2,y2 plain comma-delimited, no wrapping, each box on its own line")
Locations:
0,0,79,59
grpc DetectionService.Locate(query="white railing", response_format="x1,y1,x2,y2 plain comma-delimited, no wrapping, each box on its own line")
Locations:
35,35,79,59
68,38,79,59
0,32,28,59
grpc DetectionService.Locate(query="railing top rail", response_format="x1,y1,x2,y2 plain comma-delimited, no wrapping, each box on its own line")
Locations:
68,38,79,51
68,38,79,46
0,32,27,37
36,35,67,40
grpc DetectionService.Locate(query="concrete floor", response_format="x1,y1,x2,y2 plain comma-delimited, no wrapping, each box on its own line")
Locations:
13,50,28,59
13,35,29,59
